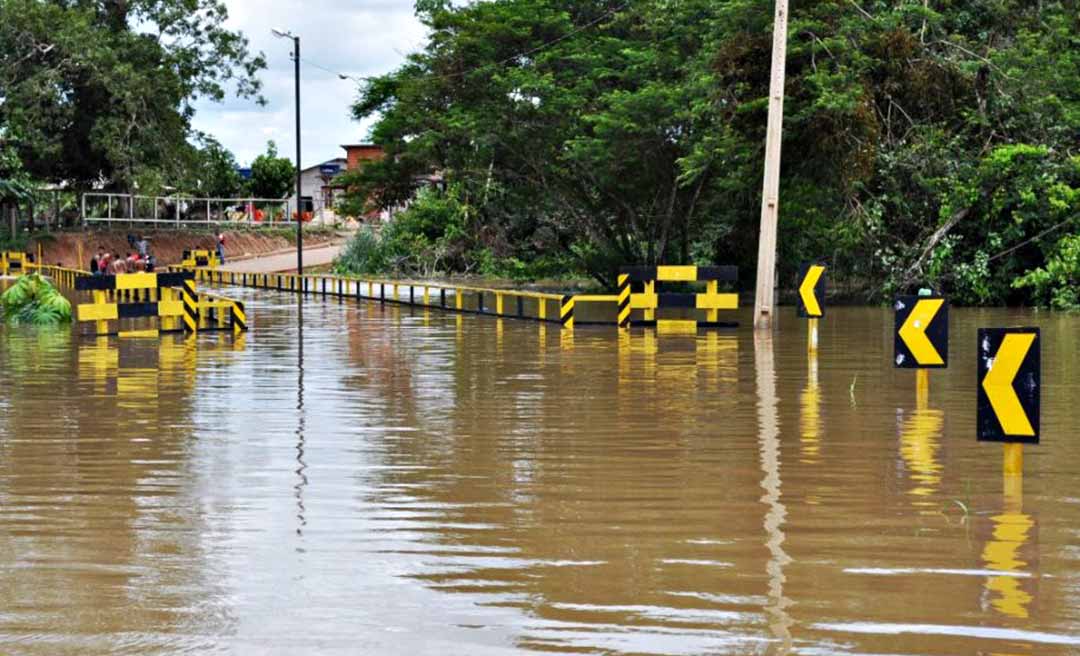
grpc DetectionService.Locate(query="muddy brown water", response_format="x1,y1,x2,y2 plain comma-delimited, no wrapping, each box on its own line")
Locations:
1,287,1079,655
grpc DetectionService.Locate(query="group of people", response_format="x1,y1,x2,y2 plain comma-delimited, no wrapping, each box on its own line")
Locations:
89,235,155,275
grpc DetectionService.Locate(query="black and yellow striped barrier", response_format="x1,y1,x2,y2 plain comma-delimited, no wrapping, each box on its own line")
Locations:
1,251,31,276
181,249,220,269
65,270,247,338
617,265,739,330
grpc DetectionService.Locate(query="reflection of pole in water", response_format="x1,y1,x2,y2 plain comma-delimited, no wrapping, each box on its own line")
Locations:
295,298,308,539
755,331,793,651
981,470,1035,620
799,346,820,464
898,373,944,509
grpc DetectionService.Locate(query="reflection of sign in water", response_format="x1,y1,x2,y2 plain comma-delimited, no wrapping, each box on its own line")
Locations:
978,328,1040,444
894,296,949,368
796,264,826,318
898,407,944,507
981,487,1037,620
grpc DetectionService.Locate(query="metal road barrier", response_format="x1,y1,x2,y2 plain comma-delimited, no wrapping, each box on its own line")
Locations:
616,265,740,330
182,249,220,269
189,268,578,328
31,264,248,339
188,266,740,330
1,251,32,276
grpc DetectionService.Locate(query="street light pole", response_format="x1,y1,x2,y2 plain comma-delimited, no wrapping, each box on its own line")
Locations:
293,34,303,275
274,28,303,274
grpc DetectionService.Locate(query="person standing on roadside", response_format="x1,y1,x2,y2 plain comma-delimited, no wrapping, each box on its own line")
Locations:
216,231,226,265
97,249,111,275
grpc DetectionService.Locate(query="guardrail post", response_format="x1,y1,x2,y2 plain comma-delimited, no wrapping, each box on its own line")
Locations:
495,293,504,316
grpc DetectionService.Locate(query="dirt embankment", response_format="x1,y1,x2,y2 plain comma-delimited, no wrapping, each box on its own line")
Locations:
28,229,343,269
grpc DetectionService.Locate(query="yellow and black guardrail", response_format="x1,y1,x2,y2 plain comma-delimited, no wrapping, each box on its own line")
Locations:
29,264,248,339
181,249,220,269
188,266,738,330
1,251,32,276
615,265,739,330
189,268,577,329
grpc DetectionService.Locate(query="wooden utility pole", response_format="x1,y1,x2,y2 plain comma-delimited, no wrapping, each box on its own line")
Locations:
753,0,790,330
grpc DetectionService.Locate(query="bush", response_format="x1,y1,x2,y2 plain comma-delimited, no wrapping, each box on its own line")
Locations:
1,274,73,325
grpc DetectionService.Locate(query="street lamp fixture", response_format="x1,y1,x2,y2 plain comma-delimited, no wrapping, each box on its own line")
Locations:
272,28,303,275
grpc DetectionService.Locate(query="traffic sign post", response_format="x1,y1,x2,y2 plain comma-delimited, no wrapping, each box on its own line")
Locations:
797,264,825,354
978,327,1041,483
895,295,949,402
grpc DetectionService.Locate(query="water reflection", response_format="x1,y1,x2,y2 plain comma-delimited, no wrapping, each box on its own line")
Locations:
982,476,1036,620
755,331,793,652
295,299,308,538
898,374,944,509
2,300,1079,654
799,347,821,464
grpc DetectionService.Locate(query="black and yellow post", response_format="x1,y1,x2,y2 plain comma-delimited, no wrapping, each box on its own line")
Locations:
560,295,575,330
617,274,632,329
182,279,199,333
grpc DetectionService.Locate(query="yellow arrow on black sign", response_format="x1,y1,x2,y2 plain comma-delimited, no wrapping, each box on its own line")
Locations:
978,328,1040,444
797,263,826,318
894,296,949,368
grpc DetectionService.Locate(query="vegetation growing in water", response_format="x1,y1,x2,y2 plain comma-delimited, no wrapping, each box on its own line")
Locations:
1,274,73,326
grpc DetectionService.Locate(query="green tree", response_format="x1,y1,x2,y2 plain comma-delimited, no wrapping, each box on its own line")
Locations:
0,0,264,190
184,135,244,198
346,0,1079,304
247,141,295,199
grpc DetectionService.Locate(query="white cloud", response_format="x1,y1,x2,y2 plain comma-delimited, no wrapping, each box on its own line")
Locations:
190,0,429,168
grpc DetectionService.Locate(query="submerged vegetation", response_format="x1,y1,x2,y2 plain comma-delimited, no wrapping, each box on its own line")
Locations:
339,0,1079,307
0,274,73,326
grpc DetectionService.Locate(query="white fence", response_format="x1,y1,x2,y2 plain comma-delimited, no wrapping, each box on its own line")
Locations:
82,193,303,228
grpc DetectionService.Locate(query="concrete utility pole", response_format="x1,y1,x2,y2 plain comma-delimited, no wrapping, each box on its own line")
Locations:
753,0,790,330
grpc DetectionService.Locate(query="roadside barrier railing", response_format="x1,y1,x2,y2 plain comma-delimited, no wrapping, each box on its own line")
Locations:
1,251,32,276
187,266,740,330
33,264,248,338
188,268,578,329
182,249,220,269
617,265,740,330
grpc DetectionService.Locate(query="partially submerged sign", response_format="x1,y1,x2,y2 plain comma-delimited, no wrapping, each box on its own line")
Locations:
797,264,826,318
895,296,949,368
978,328,1040,444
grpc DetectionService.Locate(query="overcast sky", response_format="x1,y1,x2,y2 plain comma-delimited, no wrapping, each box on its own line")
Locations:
190,1,429,169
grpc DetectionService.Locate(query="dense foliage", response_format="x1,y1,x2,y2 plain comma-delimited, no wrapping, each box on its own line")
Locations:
0,0,264,194
343,0,1079,306
1,274,72,325
248,141,296,199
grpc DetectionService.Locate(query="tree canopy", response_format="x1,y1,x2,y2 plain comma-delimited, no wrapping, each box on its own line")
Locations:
0,0,264,192
248,141,295,199
345,0,1079,305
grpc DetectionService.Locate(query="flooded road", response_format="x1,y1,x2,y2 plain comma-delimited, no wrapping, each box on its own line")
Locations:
2,287,1079,655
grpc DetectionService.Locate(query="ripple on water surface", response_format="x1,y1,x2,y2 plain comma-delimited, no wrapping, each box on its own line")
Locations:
1,292,1079,654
